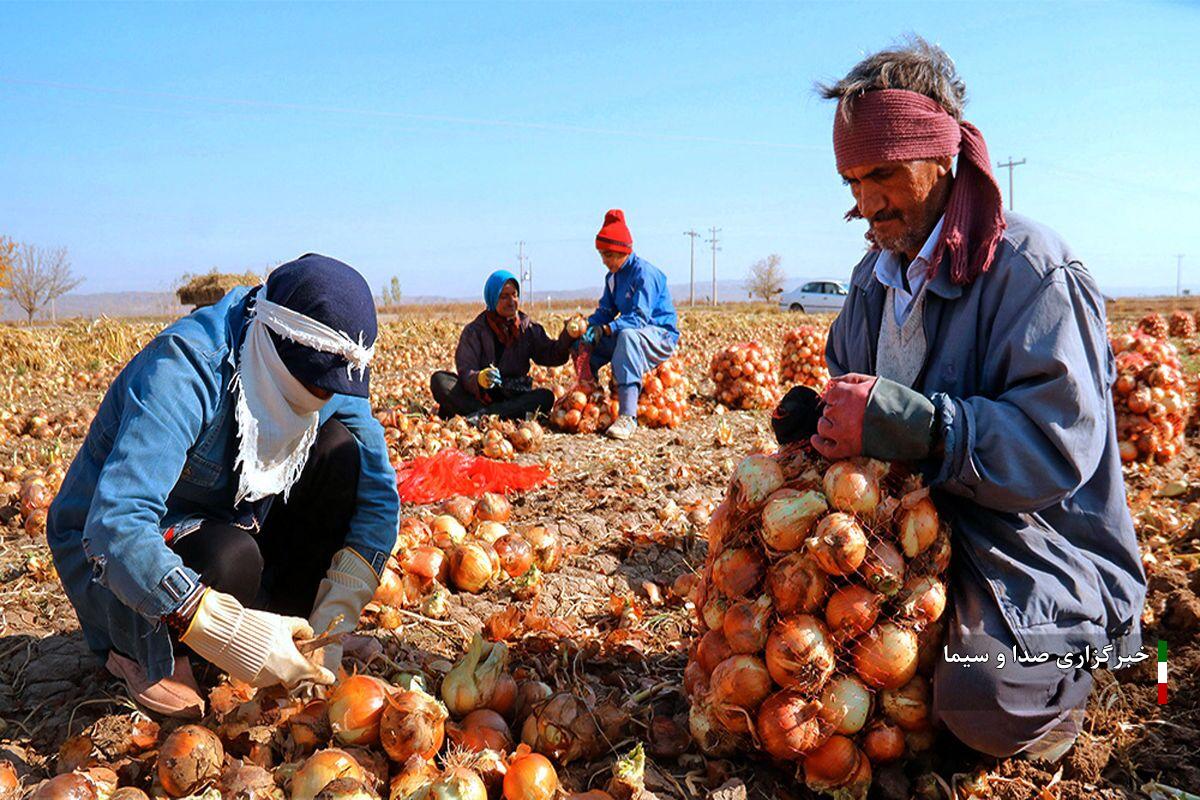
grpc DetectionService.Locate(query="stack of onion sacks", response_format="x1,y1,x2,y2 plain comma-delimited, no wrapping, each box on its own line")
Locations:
1138,312,1169,339
710,342,781,410
686,449,950,798
633,357,691,429
779,325,830,392
1111,331,1190,464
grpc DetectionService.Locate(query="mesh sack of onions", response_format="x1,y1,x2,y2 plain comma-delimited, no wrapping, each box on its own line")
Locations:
780,326,830,391
1111,331,1190,464
685,447,950,798
549,347,618,433
1169,310,1196,338
633,357,692,429
1138,312,1169,339
710,342,782,410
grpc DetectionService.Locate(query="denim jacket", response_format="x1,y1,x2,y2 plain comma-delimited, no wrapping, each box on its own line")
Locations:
47,287,399,682
827,213,1146,661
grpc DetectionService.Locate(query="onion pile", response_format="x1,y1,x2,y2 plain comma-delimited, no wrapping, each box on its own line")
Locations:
377,411,545,463
1169,310,1196,338
633,357,691,429
1111,331,1190,464
1138,312,1169,339
687,448,949,797
549,385,618,434
779,325,830,391
710,342,781,410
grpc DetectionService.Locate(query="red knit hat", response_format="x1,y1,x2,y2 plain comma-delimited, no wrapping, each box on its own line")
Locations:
595,209,633,254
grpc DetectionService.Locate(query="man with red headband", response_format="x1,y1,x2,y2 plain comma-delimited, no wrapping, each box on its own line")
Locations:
810,39,1145,762
582,209,679,440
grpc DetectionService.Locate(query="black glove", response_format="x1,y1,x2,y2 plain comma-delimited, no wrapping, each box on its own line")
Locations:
771,385,826,445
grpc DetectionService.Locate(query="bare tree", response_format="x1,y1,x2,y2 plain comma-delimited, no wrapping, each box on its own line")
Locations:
7,244,83,324
746,254,786,303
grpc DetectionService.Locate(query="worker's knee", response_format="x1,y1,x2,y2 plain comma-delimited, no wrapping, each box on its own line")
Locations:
530,389,555,415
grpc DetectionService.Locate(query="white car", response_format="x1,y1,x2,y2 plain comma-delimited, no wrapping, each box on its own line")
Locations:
779,279,849,313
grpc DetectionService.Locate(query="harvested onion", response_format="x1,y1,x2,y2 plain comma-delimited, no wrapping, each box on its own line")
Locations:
442,634,509,717
380,689,448,762
898,491,939,558
881,677,930,731
816,675,873,735
157,725,223,797
824,585,882,639
760,491,827,552
722,595,773,654
802,734,863,792
709,655,773,732
764,615,835,693
733,454,785,509
899,575,947,625
853,623,919,690
822,460,880,515
328,675,392,746
711,547,766,598
450,543,496,593
448,709,512,753
291,749,367,800
476,492,512,522
493,533,534,578
862,720,905,763
503,744,558,800
806,513,867,576
766,552,829,615
755,691,826,760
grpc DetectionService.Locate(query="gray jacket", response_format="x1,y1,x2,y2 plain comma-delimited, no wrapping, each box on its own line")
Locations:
827,212,1146,660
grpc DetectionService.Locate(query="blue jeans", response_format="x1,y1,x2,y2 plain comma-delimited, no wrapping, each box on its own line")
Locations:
589,326,678,414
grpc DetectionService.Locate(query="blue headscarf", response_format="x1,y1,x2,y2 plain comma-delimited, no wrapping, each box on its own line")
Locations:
263,253,377,398
484,270,519,312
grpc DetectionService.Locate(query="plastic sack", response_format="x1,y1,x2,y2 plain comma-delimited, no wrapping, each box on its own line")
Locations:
396,447,552,504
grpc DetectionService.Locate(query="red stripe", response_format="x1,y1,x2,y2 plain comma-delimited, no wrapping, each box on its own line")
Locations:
1158,683,1168,705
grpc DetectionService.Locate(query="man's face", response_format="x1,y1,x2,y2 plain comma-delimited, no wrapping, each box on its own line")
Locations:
840,157,952,259
496,282,520,318
599,250,628,273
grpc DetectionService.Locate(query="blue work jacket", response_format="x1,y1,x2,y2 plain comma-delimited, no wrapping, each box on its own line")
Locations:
47,287,399,682
827,213,1146,661
588,253,680,343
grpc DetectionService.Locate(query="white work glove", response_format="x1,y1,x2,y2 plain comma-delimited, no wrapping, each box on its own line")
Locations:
308,548,381,676
181,588,335,688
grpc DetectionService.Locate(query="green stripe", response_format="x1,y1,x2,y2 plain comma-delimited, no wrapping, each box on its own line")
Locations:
1159,639,1168,662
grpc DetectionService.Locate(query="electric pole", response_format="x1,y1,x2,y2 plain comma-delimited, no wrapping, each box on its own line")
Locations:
706,227,721,306
997,157,1026,211
1177,254,1185,297
684,229,701,306
516,241,529,297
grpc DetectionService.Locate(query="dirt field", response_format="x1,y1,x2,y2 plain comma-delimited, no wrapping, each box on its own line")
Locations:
0,301,1197,799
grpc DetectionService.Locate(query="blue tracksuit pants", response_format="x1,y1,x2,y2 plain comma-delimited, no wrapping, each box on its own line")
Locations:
589,326,677,415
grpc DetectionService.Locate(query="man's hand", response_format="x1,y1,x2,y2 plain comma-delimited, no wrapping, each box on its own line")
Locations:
478,367,502,390
811,374,877,459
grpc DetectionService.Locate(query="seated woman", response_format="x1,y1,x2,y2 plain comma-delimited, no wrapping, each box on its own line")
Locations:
431,269,574,421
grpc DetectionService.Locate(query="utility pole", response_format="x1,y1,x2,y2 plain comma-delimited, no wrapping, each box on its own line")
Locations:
684,229,701,306
997,157,1026,211
1177,254,1185,297
706,227,721,306
516,241,529,297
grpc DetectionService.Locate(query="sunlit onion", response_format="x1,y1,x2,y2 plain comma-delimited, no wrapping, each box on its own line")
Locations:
291,749,367,800
328,675,392,746
824,585,883,639
755,691,827,760
853,623,919,690
898,493,939,558
476,492,512,523
400,545,448,583
701,594,730,631
899,575,947,625
802,735,863,792
447,709,512,753
764,615,835,693
379,689,448,762
822,460,880,515
157,725,224,797
493,534,534,578
805,513,867,576
860,539,905,597
428,767,488,800
722,595,773,654
816,675,873,735
523,526,563,572
503,744,559,800
709,655,773,733
732,454,785,509
711,547,765,598
432,514,468,545
450,543,496,593
440,497,476,527
697,628,735,674
760,491,828,552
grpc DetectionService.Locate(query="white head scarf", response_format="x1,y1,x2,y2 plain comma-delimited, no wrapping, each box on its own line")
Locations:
233,298,376,505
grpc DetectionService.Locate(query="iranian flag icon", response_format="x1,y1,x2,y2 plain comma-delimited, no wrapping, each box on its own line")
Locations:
1158,640,1168,705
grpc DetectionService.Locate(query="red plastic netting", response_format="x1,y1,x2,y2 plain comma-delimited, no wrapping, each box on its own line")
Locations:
395,448,552,504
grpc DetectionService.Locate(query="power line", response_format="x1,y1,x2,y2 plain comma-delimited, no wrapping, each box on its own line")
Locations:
706,227,722,306
683,230,701,306
997,157,1026,210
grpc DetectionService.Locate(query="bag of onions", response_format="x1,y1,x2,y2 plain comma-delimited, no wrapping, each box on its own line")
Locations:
710,342,782,410
1111,331,1190,464
1169,310,1196,338
633,357,691,429
685,447,950,799
780,326,830,392
1137,312,1169,339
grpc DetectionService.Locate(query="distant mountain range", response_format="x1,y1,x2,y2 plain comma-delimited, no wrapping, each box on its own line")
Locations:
2,279,1195,322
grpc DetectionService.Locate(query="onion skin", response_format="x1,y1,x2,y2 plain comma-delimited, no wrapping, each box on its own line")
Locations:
860,539,906,597
862,720,906,764
441,497,477,527
328,675,392,747
898,493,939,558
881,677,930,731
822,460,880,515
806,513,867,576
701,594,730,631
802,735,863,792
524,526,563,573
764,615,836,693
711,547,766,598
400,545,449,583
722,595,773,654
487,671,518,718
503,745,559,800
755,691,827,760
708,655,773,733
760,491,827,552
428,767,488,800
493,534,534,578
853,623,919,690
379,690,448,762
314,778,373,800
520,692,602,765
688,701,742,757
450,543,495,593
824,585,883,639
514,680,554,725
697,628,735,674
899,575,947,625
447,709,512,753
766,552,829,615
476,492,512,523
733,454,786,509
157,724,224,798
291,749,367,800
442,634,509,717
111,789,151,800
389,755,437,799
816,675,873,735
31,774,99,800
683,659,709,697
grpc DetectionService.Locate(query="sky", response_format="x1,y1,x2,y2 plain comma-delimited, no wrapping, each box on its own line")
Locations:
2,1,1199,300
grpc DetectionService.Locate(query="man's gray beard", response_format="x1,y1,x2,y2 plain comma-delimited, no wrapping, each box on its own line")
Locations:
873,227,926,256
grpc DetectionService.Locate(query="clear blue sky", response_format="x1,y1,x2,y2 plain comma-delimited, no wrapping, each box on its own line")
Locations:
3,1,1198,299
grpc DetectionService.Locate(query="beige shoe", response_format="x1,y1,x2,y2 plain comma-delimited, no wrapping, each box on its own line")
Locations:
605,415,638,440
106,651,205,719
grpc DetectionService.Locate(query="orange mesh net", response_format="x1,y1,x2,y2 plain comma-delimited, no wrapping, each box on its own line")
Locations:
395,448,553,504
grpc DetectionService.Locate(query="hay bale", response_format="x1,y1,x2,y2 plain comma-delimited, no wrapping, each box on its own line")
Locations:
176,270,262,309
